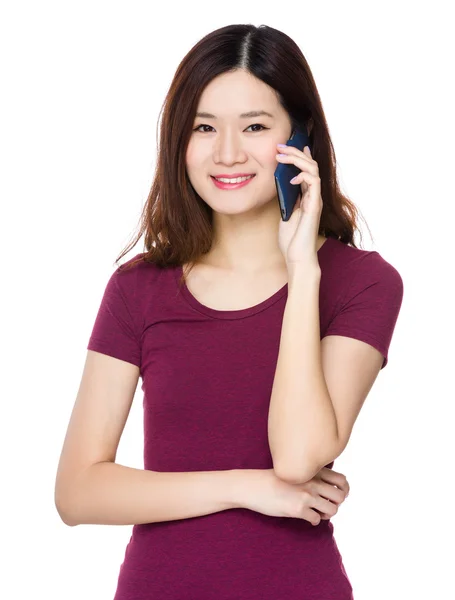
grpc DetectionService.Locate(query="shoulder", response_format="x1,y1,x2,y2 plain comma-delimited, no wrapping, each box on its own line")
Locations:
114,253,180,313
352,250,404,320
353,249,404,303
326,238,403,292
321,239,404,322
115,252,165,286
322,239,404,369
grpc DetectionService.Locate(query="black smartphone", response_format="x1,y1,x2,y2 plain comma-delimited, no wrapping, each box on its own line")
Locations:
274,127,311,221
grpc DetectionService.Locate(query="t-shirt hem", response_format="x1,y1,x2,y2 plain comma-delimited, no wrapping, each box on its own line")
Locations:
322,328,388,369
87,339,141,369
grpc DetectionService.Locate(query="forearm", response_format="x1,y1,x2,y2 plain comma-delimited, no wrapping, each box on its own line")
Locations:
268,268,338,482
58,462,251,527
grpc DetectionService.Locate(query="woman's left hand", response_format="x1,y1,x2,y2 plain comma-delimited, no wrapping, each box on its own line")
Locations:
276,144,323,272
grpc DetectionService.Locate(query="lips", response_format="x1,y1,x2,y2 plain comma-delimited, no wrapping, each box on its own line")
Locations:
212,173,255,178
211,174,256,190
211,175,256,182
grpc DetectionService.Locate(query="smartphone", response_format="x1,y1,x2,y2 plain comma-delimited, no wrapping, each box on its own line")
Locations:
274,127,311,221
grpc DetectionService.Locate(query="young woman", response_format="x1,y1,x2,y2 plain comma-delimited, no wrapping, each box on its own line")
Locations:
55,24,403,599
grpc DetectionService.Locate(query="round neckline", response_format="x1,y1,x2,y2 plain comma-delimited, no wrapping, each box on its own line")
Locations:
174,236,333,320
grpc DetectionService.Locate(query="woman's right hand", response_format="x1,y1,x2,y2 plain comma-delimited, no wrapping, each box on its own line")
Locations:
243,467,350,526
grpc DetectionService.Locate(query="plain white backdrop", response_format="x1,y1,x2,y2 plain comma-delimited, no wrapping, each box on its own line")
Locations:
2,1,454,598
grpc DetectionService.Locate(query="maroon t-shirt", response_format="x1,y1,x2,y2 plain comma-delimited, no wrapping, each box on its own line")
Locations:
87,236,404,599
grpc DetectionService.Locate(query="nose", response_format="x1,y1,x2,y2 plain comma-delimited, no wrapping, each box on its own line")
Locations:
213,132,247,165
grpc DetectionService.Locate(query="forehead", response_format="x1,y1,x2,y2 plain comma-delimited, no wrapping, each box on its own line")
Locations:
196,70,280,117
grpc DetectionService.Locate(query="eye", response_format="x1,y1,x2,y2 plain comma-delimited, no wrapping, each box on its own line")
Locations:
247,124,268,132
192,123,268,133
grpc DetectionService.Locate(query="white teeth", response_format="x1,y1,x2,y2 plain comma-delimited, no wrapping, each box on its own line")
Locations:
214,175,254,184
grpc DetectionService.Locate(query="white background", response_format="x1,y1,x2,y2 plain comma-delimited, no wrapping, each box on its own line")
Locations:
2,1,454,599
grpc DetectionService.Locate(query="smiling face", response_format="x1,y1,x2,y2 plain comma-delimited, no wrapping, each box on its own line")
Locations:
185,69,293,216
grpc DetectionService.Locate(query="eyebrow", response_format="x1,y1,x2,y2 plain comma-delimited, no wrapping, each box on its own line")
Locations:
195,110,274,119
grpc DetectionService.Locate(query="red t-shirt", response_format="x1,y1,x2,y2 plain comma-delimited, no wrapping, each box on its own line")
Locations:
87,236,404,599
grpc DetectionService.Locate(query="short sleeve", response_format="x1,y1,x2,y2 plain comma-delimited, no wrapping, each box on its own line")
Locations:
87,265,142,368
322,252,404,369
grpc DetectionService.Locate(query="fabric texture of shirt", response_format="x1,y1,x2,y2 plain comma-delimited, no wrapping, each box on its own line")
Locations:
86,236,404,599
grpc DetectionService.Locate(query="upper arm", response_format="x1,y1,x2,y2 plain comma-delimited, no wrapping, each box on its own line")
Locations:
321,335,383,455
54,350,139,515
55,260,143,520
321,252,404,460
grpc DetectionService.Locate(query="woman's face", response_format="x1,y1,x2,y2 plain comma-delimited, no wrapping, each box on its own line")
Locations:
185,69,293,217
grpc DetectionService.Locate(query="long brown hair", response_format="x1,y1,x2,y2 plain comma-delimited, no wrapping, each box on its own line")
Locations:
116,24,371,282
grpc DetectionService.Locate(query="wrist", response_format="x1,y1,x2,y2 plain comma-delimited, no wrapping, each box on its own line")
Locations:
287,263,321,287
228,469,263,510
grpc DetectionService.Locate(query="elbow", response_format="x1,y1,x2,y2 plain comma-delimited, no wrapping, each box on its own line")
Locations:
54,483,80,527
274,459,323,485
55,463,96,527
55,496,78,527
273,446,339,485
